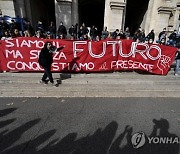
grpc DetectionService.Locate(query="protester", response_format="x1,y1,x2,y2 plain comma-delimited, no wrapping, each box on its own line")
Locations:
57,21,67,39
133,27,146,42
90,25,98,41
133,27,142,41
112,29,119,39
158,28,167,43
69,25,76,40
146,29,155,42
175,33,180,48
175,49,180,76
148,38,154,44
36,20,44,33
78,26,83,40
124,27,131,39
81,23,89,36
74,23,78,39
167,30,177,47
59,34,64,39
0,19,8,38
1,15,179,48
45,31,52,39
34,30,44,38
95,35,100,42
82,34,88,40
12,28,21,38
9,19,18,34
138,29,146,42
1,15,179,77
1,30,11,40
159,38,166,45
23,30,31,37
118,29,126,39
101,26,109,40
38,41,56,86
38,41,65,85
78,23,89,40
48,21,56,39
24,20,34,36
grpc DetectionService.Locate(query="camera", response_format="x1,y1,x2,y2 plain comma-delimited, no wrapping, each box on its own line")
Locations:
49,45,57,53
49,45,65,53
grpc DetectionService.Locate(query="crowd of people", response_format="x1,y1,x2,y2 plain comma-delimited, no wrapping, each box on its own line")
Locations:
0,17,180,48
1,16,180,76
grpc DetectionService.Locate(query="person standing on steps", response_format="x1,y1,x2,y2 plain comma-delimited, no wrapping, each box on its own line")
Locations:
175,48,180,76
38,41,65,86
38,41,55,85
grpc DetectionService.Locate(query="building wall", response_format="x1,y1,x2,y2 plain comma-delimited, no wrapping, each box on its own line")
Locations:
55,0,72,29
55,0,78,30
143,0,180,37
0,0,15,17
104,0,126,32
13,0,26,18
0,0,179,36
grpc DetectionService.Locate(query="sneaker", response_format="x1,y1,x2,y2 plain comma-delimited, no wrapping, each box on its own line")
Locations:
57,79,62,84
40,80,48,84
50,82,57,87
175,74,178,76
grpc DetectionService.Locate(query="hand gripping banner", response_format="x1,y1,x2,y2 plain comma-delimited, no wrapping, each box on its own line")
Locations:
0,37,178,75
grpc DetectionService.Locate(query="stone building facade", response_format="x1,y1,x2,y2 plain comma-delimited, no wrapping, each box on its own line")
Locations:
0,0,180,37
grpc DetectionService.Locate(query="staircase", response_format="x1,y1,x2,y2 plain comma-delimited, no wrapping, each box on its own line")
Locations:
0,70,180,97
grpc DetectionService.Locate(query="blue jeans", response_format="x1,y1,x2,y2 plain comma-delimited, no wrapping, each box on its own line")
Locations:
175,59,180,75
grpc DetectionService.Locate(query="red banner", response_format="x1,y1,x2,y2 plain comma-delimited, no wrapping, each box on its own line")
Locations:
0,37,178,75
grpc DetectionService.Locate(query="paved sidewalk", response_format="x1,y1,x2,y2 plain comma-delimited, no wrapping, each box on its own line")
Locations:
0,71,180,97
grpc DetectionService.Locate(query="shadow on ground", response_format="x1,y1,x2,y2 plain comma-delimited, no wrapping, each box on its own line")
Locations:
0,108,179,154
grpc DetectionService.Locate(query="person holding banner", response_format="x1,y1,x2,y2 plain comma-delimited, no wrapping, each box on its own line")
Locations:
175,49,180,76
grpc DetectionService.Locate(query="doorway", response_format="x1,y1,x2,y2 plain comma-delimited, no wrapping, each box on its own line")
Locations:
125,0,150,35
30,0,56,30
79,0,105,34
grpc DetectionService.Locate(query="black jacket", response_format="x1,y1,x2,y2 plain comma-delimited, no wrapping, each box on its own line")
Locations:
176,50,180,60
69,27,75,36
38,48,53,67
147,31,155,41
58,25,67,35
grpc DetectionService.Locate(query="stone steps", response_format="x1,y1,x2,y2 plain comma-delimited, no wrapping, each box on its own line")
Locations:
0,71,180,97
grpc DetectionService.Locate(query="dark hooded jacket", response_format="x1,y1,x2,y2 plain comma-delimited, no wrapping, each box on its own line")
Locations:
38,42,53,67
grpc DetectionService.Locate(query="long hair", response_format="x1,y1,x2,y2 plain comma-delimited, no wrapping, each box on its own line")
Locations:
43,41,52,50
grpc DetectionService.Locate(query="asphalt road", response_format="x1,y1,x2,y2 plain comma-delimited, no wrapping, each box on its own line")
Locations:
0,97,180,154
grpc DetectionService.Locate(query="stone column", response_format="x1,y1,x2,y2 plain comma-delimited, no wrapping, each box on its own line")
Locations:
0,0,16,17
157,7,173,32
143,0,171,39
24,0,33,23
72,0,78,25
13,0,26,18
55,0,72,30
104,0,126,32
142,0,154,34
